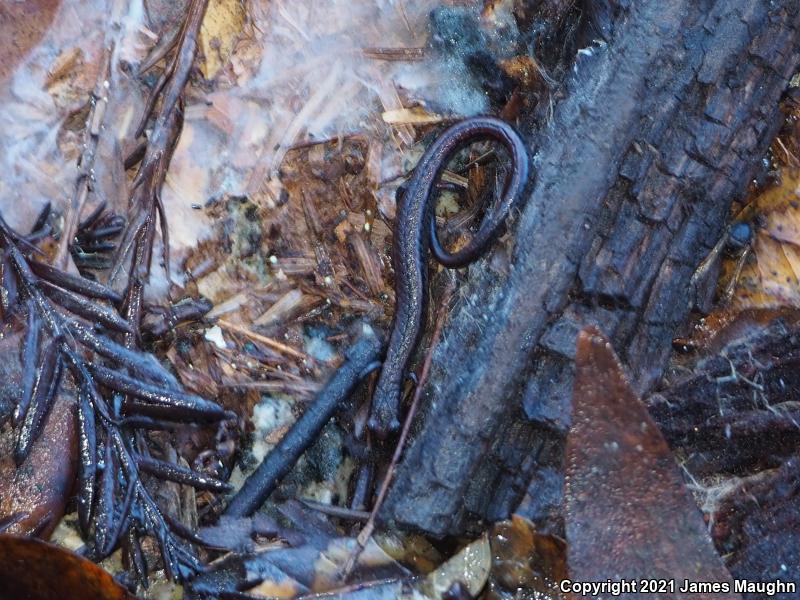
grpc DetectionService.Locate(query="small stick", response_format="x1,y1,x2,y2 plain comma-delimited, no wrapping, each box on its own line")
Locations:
217,318,309,361
361,47,425,61
223,325,384,517
299,498,371,522
55,45,113,269
220,381,321,396
342,280,455,579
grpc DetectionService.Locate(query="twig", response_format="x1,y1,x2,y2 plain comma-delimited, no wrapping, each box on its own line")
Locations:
55,45,113,269
299,498,371,522
217,318,310,361
138,25,182,75
220,380,320,396
775,136,800,167
397,0,413,36
110,0,209,291
342,280,455,579
0,213,226,580
223,326,383,517
361,47,425,61
104,0,214,582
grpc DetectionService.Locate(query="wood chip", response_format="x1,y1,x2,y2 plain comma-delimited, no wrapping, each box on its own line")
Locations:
217,319,308,361
382,107,444,126
253,288,304,326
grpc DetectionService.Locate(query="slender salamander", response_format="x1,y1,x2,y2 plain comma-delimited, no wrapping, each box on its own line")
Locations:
368,116,529,438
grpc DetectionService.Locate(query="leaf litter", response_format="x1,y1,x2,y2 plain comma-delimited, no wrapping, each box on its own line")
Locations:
6,0,794,598
0,0,547,597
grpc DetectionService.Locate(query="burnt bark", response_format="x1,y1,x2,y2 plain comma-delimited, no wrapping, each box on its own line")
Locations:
380,0,800,536
648,311,800,478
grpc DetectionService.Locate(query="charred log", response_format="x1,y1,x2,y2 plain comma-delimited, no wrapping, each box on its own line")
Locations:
380,0,800,536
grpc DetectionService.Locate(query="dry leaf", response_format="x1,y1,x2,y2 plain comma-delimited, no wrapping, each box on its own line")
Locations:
0,535,134,600
409,534,492,599
486,515,566,600
566,327,739,598
199,0,247,79
723,168,800,310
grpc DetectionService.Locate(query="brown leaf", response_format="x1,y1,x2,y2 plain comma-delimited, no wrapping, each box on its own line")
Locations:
721,168,800,311
565,327,739,599
0,324,77,539
0,535,134,600
199,0,247,80
412,534,491,599
675,306,800,354
0,1,61,82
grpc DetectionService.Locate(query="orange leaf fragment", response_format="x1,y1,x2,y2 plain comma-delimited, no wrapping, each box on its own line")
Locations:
0,535,134,600
565,327,739,598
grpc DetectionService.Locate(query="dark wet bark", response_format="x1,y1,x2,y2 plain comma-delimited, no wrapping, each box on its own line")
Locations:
712,454,800,599
380,0,800,536
648,311,800,478
644,311,800,594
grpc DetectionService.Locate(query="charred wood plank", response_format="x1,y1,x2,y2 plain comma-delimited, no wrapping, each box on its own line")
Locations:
380,0,800,536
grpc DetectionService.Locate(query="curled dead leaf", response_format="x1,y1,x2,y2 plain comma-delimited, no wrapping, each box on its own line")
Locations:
486,515,566,600
0,535,134,600
409,534,491,600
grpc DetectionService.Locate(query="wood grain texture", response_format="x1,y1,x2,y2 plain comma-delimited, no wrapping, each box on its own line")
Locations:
380,0,800,536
